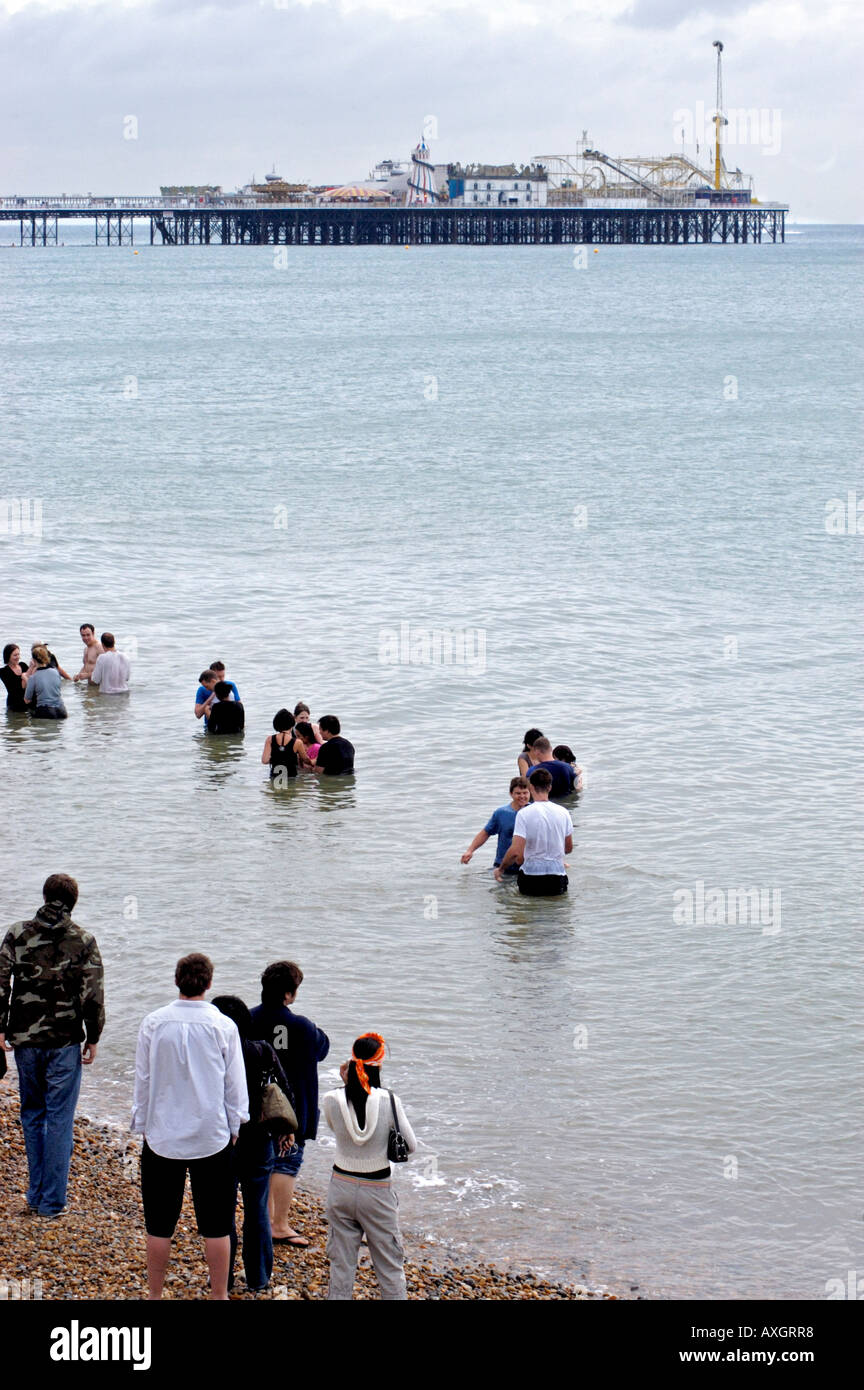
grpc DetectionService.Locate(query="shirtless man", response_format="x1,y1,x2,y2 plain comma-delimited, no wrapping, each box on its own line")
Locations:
73,624,103,683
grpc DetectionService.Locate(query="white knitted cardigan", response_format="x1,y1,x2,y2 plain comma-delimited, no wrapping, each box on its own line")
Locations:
322,1088,417,1173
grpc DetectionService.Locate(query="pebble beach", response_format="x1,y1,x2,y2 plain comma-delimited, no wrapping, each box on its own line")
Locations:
0,1090,613,1301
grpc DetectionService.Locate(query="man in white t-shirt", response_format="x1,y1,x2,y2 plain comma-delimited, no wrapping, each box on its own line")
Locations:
89,632,130,695
494,767,572,896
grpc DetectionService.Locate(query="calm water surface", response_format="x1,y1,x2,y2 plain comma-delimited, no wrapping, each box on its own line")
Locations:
1,225,861,1298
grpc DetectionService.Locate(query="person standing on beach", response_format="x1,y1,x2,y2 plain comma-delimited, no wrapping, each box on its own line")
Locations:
250,961,329,1248
131,953,249,1301
89,633,130,695
212,995,296,1295
322,1033,416,1300
495,768,573,896
73,624,103,683
0,873,104,1218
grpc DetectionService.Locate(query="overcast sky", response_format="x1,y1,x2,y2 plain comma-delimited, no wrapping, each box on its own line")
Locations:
0,0,858,219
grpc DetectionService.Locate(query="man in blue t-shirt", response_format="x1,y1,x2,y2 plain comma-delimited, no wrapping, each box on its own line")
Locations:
209,661,239,703
194,667,239,729
461,777,531,872
526,736,576,799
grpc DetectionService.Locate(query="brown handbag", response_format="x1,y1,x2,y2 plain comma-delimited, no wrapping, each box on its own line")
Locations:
260,1067,299,1136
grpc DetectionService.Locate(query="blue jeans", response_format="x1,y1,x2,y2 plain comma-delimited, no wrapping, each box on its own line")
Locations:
229,1139,275,1291
271,1139,304,1177
15,1044,83,1215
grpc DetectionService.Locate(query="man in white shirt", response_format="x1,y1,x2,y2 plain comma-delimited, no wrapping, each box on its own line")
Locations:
89,632,130,695
494,767,573,896
131,953,249,1300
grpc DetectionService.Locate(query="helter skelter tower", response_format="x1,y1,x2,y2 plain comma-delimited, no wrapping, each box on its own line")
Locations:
406,133,438,205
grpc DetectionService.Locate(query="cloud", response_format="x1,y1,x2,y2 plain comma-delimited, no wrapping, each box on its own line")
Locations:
0,0,860,219
623,0,752,29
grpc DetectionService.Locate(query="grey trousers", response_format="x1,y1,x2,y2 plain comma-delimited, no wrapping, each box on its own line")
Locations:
325,1171,407,1301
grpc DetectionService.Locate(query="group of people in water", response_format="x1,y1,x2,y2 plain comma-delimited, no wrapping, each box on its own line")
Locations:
193,670,356,777
0,625,130,719
1,633,356,777
461,729,584,897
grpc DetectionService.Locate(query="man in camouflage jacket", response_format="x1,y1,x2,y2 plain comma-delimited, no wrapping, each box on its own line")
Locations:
0,873,105,1217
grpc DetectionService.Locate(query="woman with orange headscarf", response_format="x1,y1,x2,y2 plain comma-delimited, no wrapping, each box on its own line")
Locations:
322,1032,417,1300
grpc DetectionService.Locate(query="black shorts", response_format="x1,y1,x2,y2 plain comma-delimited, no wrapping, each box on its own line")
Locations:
517,870,569,897
140,1139,235,1239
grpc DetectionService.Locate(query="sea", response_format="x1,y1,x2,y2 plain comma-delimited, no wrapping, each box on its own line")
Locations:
1,221,861,1299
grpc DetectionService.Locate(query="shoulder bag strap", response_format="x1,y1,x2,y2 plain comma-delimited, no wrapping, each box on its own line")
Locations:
388,1089,401,1131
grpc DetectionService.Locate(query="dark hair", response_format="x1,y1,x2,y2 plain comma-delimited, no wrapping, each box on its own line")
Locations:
260,960,304,1008
345,1034,383,1127
211,661,226,673
101,632,115,649
3,643,19,665
521,728,543,752
509,775,529,793
211,994,253,1040
175,952,213,997
294,721,315,743
528,768,553,792
553,745,576,763
42,873,78,911
199,670,217,685
319,714,340,736
79,624,95,635
214,681,232,700
293,702,310,717
272,708,295,732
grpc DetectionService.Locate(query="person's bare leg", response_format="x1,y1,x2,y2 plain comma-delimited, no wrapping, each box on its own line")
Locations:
205,1236,231,1299
269,1172,304,1239
146,1236,171,1300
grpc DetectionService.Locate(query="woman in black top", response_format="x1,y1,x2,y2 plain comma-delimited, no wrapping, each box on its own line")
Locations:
212,995,296,1295
261,708,299,782
1,644,29,712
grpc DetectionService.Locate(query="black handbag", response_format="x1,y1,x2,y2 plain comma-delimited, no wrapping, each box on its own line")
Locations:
386,1089,410,1163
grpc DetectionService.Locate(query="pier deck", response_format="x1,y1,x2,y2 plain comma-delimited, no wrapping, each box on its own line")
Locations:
1,202,787,247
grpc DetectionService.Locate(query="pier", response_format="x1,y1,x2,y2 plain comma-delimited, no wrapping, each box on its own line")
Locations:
1,199,787,247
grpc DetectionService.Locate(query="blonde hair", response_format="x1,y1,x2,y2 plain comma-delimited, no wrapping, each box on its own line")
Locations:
31,644,50,667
